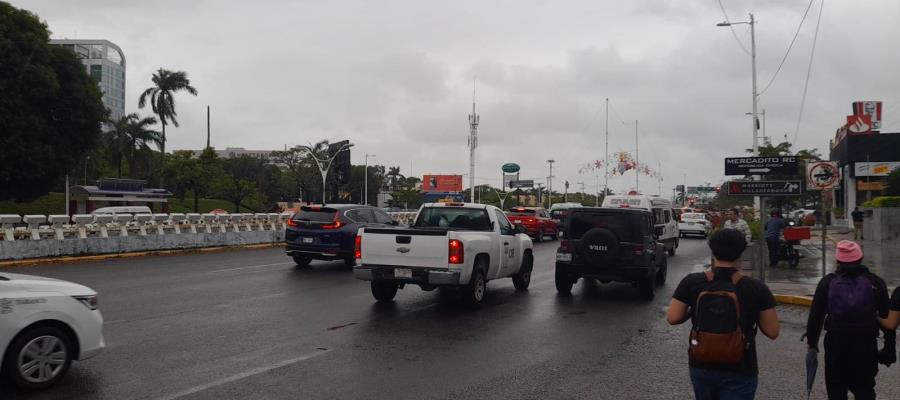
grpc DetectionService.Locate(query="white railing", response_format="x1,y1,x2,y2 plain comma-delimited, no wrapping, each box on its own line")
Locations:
389,212,418,226
0,213,294,242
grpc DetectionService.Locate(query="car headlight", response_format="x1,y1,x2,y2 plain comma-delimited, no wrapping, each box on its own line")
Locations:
73,295,98,310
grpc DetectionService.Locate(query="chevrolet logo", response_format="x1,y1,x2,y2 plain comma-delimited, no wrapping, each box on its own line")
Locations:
396,247,410,253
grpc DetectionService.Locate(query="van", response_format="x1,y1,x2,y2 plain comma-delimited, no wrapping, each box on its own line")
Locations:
90,206,152,215
601,195,679,256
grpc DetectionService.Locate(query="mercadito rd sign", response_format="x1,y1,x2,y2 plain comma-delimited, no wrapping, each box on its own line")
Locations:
724,156,798,176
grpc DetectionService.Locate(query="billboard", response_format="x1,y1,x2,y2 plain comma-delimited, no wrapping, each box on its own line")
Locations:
852,101,882,130
854,161,900,177
423,175,463,192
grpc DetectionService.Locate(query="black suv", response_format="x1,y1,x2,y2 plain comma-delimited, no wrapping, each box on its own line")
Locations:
554,207,667,299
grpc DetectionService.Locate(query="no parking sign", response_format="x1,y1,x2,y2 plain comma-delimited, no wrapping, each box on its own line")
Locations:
806,161,840,190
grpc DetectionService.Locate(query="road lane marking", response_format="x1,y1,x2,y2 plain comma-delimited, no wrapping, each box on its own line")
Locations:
155,348,333,400
208,261,294,273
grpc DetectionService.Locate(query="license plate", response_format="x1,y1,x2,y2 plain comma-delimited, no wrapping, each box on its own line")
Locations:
302,237,314,243
556,253,572,262
395,268,412,279
513,220,521,224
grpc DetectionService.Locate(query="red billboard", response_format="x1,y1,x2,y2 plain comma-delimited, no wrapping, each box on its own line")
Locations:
423,175,463,192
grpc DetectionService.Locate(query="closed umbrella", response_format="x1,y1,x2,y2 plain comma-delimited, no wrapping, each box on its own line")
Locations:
806,350,818,400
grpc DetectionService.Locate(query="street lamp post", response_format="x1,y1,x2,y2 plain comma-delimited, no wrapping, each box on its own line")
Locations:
364,154,375,205
547,159,555,209
718,13,761,214
299,143,354,204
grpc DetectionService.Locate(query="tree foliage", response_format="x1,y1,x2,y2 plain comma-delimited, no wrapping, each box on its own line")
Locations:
0,2,107,201
886,168,900,196
138,68,198,187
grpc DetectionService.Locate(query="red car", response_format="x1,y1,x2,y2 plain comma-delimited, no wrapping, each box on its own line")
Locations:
505,207,558,242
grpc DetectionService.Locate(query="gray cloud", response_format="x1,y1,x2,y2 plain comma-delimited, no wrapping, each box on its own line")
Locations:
19,0,900,196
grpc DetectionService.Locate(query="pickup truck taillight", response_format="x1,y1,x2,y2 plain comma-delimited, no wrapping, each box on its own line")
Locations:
448,239,464,264
354,235,362,259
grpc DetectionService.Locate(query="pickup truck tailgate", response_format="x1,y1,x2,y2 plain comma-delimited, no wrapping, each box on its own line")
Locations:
361,228,449,269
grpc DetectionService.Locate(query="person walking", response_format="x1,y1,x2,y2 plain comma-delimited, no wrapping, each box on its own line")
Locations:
805,240,891,400
723,208,752,245
668,229,780,400
764,210,786,268
852,207,865,240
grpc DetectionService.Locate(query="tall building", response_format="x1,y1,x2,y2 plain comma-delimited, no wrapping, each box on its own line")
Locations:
50,39,126,121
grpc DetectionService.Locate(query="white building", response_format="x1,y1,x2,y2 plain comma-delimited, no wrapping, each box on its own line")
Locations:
50,39,126,121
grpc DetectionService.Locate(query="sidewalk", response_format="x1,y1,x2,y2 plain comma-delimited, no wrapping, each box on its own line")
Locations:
741,226,898,305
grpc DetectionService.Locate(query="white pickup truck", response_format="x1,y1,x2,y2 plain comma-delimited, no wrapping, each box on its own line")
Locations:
354,203,534,306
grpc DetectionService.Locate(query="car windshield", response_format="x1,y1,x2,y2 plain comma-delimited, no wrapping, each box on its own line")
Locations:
568,210,638,241
414,207,492,231
683,213,706,220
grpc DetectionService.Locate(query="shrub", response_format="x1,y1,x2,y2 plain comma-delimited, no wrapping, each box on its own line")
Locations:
862,196,900,208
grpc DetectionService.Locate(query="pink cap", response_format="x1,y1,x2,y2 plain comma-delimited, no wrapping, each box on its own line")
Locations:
835,240,864,263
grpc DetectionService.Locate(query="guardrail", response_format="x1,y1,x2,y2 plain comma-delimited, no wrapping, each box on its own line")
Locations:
0,211,420,261
0,213,293,242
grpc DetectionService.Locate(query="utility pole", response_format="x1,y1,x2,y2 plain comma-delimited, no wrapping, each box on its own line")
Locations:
578,182,585,202
301,143,353,204
547,159,555,209
634,119,639,191
657,161,662,196
206,105,211,149
604,98,609,198
467,80,479,203
364,154,375,205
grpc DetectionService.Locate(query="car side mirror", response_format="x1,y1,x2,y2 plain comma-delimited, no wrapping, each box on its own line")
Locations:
514,224,527,235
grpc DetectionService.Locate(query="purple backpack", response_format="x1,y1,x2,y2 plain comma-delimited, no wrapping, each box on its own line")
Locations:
827,273,876,334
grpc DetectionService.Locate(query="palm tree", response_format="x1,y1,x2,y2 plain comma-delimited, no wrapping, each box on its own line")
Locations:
138,68,198,187
386,166,404,191
106,113,161,178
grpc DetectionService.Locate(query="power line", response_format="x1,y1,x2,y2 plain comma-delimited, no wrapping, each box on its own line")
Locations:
717,0,751,55
760,0,816,95
792,0,825,145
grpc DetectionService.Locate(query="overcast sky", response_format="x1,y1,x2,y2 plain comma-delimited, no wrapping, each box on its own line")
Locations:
20,0,900,196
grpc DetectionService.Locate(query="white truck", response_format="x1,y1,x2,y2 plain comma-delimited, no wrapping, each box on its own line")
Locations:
354,202,534,306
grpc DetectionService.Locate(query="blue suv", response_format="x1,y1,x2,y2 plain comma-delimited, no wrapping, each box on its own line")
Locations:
285,204,398,267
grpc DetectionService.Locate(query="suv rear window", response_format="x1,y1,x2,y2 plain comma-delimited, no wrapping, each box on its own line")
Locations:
294,208,338,222
568,210,639,241
507,208,536,216
414,207,492,231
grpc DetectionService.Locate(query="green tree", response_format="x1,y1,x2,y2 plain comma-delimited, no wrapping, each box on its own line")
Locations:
272,140,332,203
885,168,900,196
0,2,107,201
106,113,160,178
215,156,265,212
138,68,198,188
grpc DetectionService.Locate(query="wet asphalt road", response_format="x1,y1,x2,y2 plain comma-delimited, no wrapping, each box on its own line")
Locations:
2,238,899,399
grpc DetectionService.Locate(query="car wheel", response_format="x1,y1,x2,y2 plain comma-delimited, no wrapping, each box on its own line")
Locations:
639,278,655,300
655,256,668,286
512,253,533,291
462,262,487,307
535,229,544,243
343,257,356,268
292,255,312,267
2,325,74,390
371,282,399,302
555,269,575,295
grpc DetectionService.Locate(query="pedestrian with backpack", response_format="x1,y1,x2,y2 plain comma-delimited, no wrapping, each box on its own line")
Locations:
668,229,780,400
805,240,891,400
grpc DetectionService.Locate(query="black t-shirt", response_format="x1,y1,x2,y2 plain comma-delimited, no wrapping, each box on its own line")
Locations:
892,287,900,311
672,268,776,376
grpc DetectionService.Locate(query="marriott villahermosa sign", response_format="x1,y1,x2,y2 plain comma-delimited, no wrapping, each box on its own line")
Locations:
724,156,798,176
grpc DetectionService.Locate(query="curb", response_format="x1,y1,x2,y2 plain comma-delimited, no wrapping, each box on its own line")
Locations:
774,294,813,307
0,242,286,268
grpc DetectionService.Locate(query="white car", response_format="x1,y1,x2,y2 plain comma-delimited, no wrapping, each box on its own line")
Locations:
0,272,104,390
354,202,534,306
678,212,711,238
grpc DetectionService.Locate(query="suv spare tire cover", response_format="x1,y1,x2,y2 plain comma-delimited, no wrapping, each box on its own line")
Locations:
578,228,620,266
